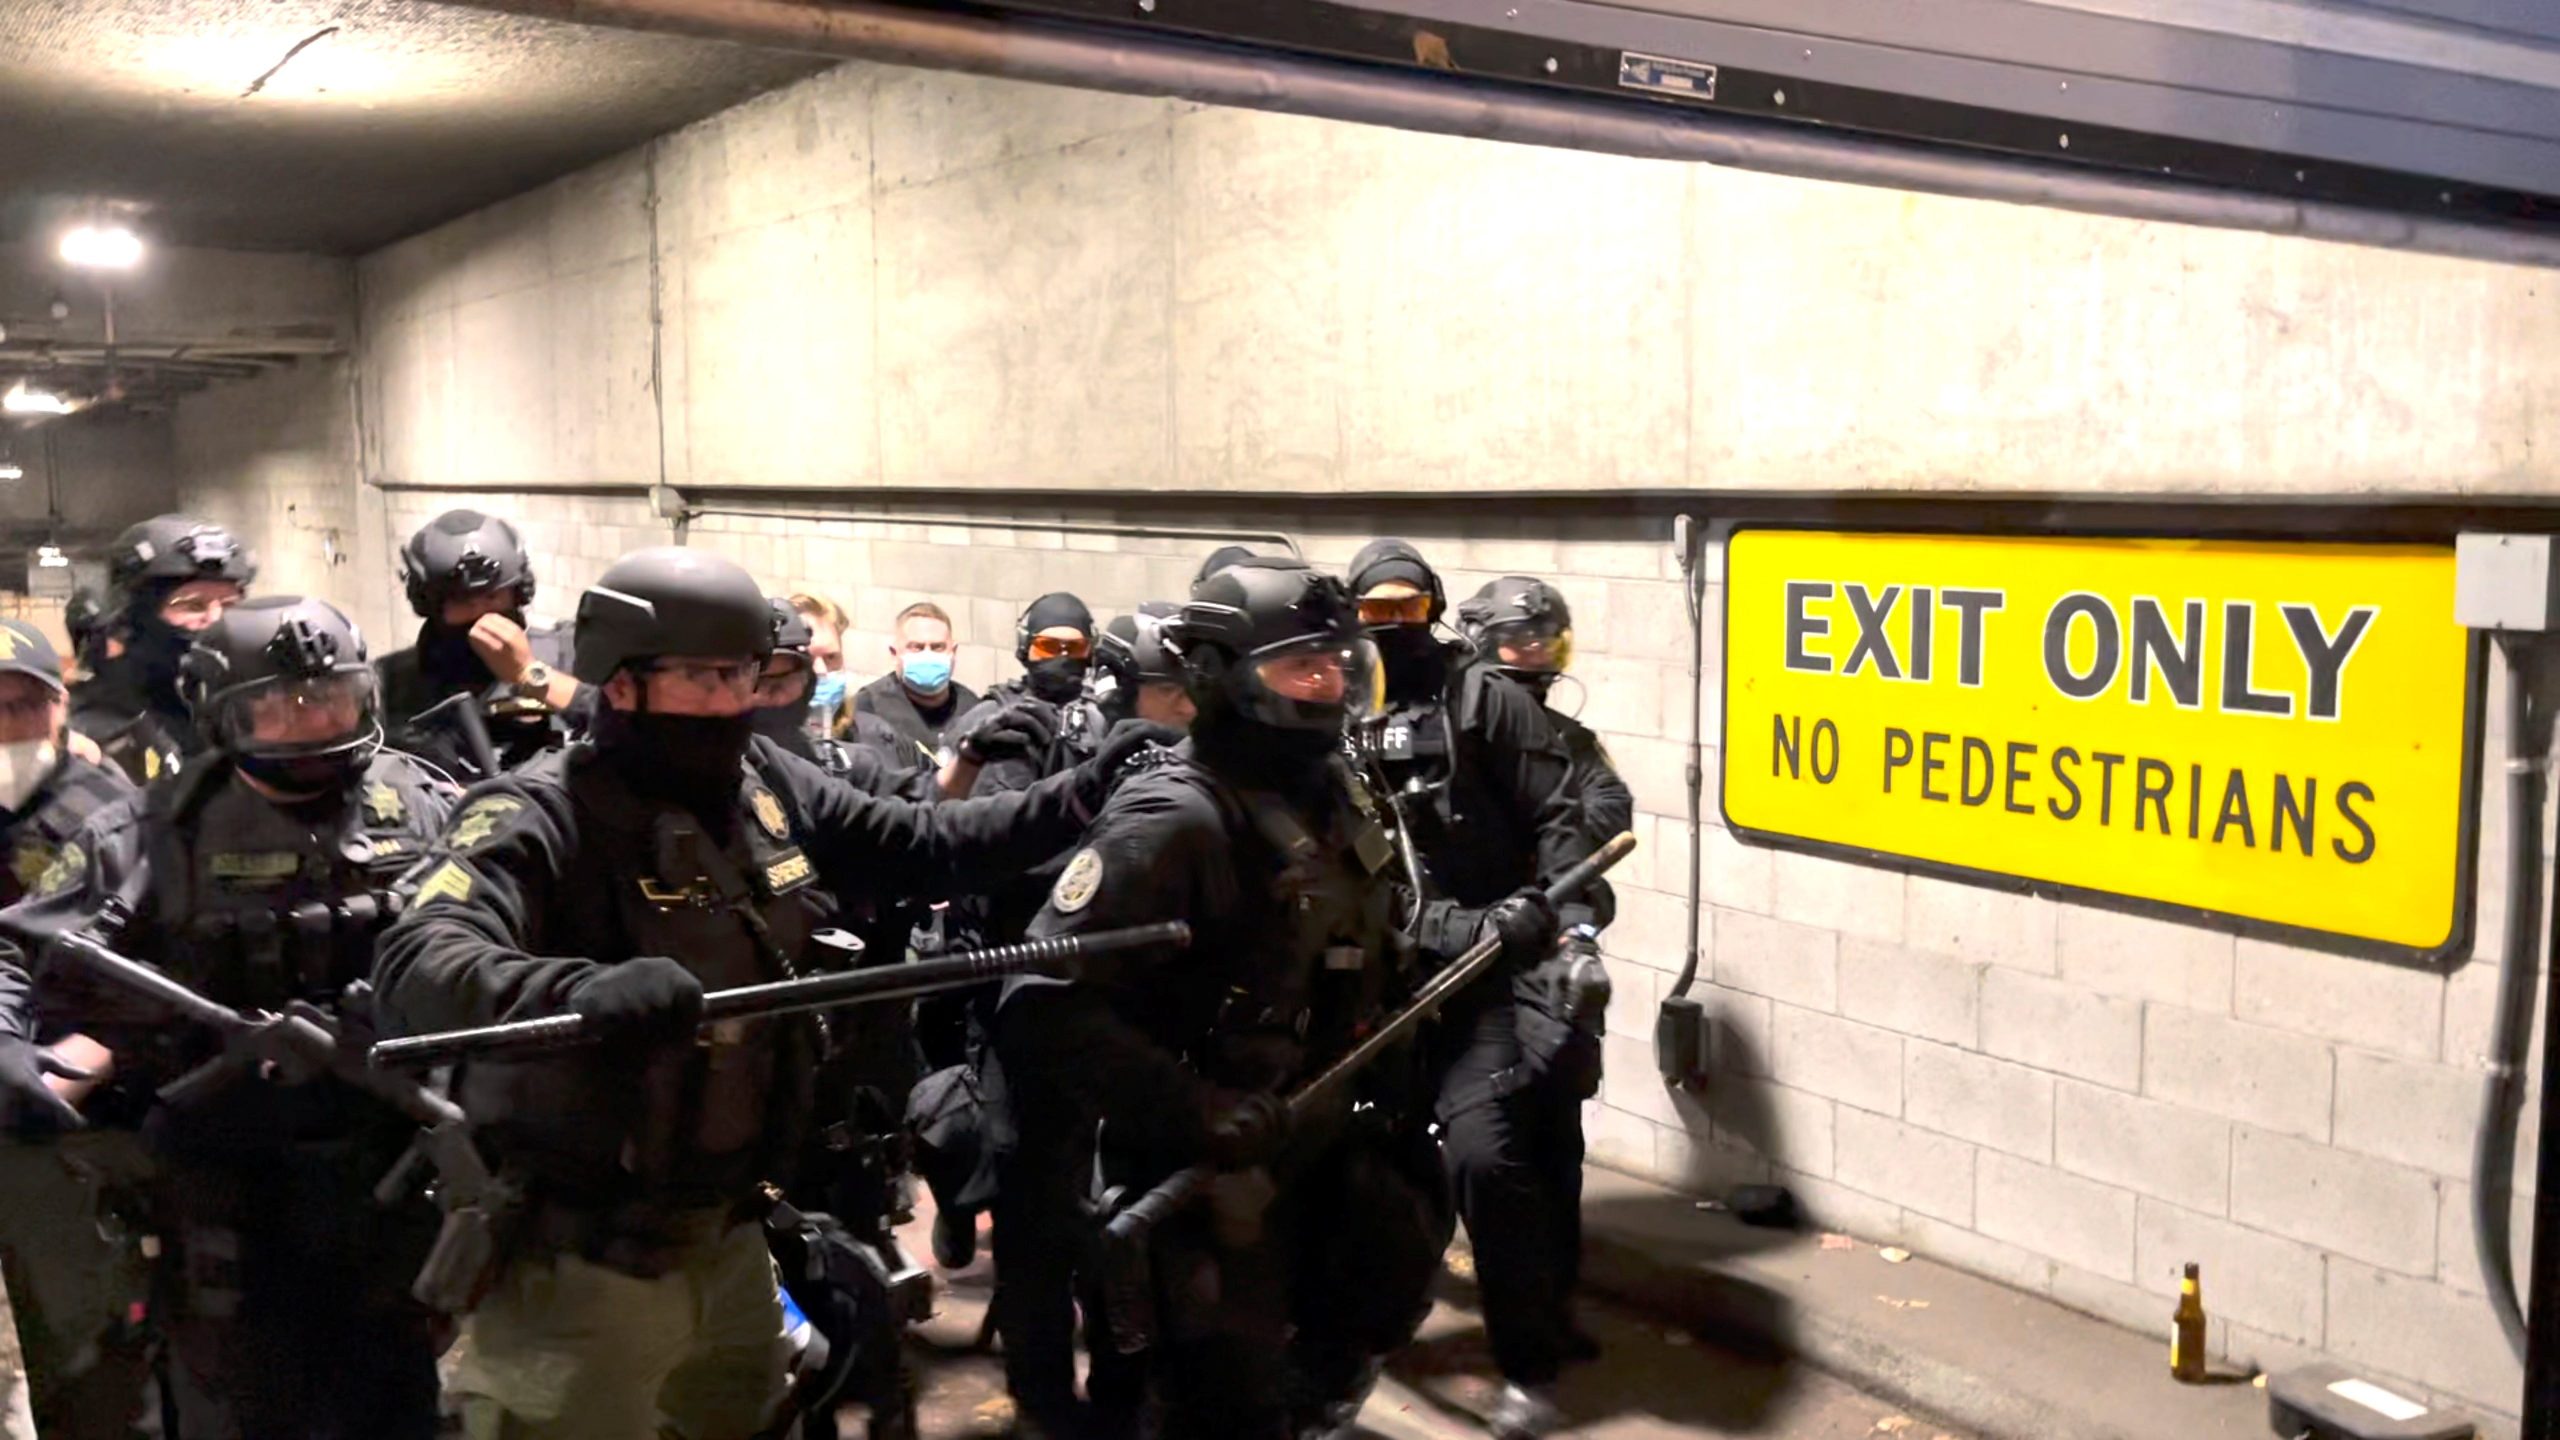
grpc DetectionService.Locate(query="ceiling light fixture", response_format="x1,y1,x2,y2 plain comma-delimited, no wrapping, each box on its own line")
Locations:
60,224,143,271
34,545,66,570
0,465,22,483
2,383,76,416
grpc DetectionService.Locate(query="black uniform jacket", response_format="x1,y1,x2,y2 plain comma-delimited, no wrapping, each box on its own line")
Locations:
369,735,1104,1176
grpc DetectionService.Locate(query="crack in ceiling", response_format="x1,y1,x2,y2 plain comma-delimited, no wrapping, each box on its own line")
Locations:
0,0,832,254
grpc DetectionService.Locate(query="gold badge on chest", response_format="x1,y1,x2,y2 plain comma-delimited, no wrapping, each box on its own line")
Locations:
750,787,789,841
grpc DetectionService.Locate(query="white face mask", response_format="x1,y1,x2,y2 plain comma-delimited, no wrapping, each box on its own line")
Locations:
0,740,59,813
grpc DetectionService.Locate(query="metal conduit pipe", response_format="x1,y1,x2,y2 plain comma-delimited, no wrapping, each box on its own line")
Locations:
2479,633,2548,1359
442,0,2560,271
678,502,1303,561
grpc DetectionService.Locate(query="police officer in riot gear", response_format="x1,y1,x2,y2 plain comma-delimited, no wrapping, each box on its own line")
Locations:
1454,575,1629,1373
1349,541,1605,1440
957,592,1107,775
370,546,1156,1440
1456,577,1634,847
62,590,105,678
70,514,257,785
0,595,457,1439
377,508,583,781
0,618,144,1440
996,557,1537,1439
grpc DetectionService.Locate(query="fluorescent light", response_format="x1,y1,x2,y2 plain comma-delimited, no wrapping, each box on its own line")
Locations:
2,384,73,416
0,465,20,482
34,546,66,569
59,224,142,271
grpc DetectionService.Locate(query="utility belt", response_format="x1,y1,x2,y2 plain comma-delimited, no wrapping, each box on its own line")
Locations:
182,890,402,1013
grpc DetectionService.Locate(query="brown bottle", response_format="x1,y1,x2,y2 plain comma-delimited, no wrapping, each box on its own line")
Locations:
2171,1262,2208,1382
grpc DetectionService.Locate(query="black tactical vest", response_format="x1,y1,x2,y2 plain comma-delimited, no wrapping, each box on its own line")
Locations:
486,750,843,1207
1369,675,1534,907
147,753,447,1015
1161,755,1410,1099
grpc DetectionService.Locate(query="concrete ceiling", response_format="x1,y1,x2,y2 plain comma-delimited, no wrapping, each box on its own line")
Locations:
0,0,831,255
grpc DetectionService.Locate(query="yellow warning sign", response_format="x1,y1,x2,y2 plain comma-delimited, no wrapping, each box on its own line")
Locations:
1721,529,2478,957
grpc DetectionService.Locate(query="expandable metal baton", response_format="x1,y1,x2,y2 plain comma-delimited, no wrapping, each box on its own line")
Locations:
368,920,1195,1069
1102,831,1636,1247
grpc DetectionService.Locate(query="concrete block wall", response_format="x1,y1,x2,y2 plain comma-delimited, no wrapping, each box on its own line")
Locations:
160,49,2560,1431
172,361,373,628
350,60,2560,502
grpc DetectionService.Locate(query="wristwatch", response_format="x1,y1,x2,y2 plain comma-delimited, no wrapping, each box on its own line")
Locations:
513,660,555,698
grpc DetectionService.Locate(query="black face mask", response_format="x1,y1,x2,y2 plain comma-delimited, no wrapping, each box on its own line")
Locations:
1024,657,1088,705
592,705,756,815
750,700,820,762
1372,626,1448,705
420,613,517,686
1191,697,1339,781
126,610,199,716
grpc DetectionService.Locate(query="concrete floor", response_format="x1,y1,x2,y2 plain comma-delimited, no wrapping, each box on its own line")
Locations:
879,1212,1971,1440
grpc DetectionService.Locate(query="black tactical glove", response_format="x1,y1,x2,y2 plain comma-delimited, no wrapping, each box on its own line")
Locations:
0,1034,92,1134
1075,722,1185,811
1205,1090,1291,1171
1558,929,1612,1029
567,956,705,1050
1478,888,1561,972
957,698,1059,766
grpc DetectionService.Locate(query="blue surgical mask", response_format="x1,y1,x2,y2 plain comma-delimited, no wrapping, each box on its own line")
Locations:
901,652,953,693
811,671,848,716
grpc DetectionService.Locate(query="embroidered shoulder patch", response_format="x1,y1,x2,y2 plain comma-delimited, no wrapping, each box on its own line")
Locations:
1050,847,1104,914
412,860,475,907
446,796,524,850
10,841,52,896
31,842,84,899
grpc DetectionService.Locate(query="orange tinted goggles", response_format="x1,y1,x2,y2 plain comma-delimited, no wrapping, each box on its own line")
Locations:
1356,594,1435,627
1026,633,1092,662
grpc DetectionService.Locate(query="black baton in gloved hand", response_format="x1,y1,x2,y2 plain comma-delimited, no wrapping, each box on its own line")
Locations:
1104,831,1637,1246
370,921,1193,1068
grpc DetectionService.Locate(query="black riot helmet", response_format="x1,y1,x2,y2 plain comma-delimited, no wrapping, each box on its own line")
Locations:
402,509,535,619
1170,558,1382,740
571,546,774,685
1457,576,1576,698
1194,545,1258,586
1093,602,1180,721
106,515,256,620
758,597,818,708
750,597,825,758
63,587,104,664
1096,603,1180,690
179,596,379,793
